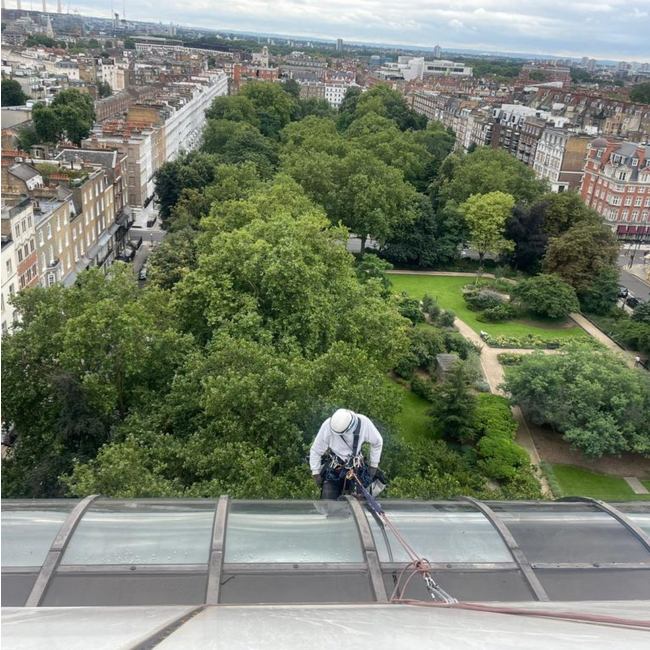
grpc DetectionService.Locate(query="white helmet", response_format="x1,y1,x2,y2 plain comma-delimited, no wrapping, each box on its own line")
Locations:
330,409,358,436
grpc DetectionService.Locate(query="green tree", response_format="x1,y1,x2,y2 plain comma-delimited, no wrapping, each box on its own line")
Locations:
511,274,580,319
435,148,547,208
346,111,432,188
630,82,650,105
1,79,28,106
1,266,194,497
239,82,297,139
96,80,112,98
32,89,95,146
105,40,113,48
337,85,363,130
147,228,199,290
154,151,221,226
580,267,620,315
295,97,336,119
541,192,600,238
205,95,260,127
505,343,650,457
460,191,515,270
431,362,478,444
504,202,549,271
123,38,136,50
349,84,427,131
17,125,39,151
543,220,619,292
632,301,650,325
283,78,301,101
88,38,100,48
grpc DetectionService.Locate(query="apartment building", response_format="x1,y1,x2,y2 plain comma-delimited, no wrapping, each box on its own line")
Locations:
581,137,650,241
1,198,39,292
32,191,76,286
1,233,18,335
533,128,591,192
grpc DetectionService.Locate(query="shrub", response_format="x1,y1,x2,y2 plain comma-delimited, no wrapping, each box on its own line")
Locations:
483,333,571,349
474,379,491,393
394,351,418,379
511,274,579,319
422,294,441,320
499,466,543,499
443,332,472,359
611,320,650,355
396,292,424,324
477,304,518,322
410,375,436,402
475,394,518,438
464,288,504,312
497,352,524,366
438,309,456,327
477,436,530,480
408,327,446,370
632,301,650,325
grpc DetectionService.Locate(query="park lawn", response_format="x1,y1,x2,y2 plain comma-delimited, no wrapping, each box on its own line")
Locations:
390,274,586,340
397,389,434,443
552,465,650,502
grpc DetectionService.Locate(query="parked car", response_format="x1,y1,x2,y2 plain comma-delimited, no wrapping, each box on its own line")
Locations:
618,285,629,298
138,263,148,281
626,295,641,309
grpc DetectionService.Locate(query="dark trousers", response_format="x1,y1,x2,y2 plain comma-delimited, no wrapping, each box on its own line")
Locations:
321,477,345,500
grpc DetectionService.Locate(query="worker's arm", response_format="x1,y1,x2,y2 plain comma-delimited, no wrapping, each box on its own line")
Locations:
362,417,383,468
309,421,330,475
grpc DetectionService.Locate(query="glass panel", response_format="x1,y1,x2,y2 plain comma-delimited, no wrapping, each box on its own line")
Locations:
61,500,216,565
628,514,650,536
537,569,650,601
43,575,208,606
496,509,650,564
219,572,372,604
365,504,512,563
383,569,533,602
224,502,363,563
1,501,78,567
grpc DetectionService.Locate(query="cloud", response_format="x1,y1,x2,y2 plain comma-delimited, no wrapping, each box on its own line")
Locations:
71,0,649,62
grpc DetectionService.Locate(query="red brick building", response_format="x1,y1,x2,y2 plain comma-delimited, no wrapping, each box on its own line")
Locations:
580,137,650,242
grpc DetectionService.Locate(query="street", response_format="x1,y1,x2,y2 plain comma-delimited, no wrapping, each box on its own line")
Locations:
618,251,650,303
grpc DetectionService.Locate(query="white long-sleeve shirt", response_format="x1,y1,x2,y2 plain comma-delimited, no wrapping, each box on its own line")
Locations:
309,414,383,474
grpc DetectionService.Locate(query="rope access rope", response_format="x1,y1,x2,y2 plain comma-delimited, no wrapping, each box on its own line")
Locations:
346,469,457,604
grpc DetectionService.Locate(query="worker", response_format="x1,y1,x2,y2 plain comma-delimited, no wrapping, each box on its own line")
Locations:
310,408,383,500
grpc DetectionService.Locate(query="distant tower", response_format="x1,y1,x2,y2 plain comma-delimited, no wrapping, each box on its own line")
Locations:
336,38,343,51
433,44,442,59
17,0,22,10
57,0,61,12
114,12,119,29
42,0,46,12
261,46,269,68
46,15,54,38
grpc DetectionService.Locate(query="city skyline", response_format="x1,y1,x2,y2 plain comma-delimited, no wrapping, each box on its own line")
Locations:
35,0,650,63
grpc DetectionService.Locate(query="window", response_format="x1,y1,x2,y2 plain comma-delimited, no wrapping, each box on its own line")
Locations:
635,197,643,207
56,216,61,231
17,248,23,262
622,210,629,219
65,232,69,247
74,245,79,261
5,260,12,275
46,224,52,240
632,210,640,221
30,239,35,253
40,253,46,271
58,240,63,255
21,219,27,234
84,212,89,226
38,231,44,246
27,215,32,227
9,284,15,296
625,196,632,206
646,198,650,207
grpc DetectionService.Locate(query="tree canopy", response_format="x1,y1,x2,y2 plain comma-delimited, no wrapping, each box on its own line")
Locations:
32,89,95,146
505,344,650,458
1,79,28,107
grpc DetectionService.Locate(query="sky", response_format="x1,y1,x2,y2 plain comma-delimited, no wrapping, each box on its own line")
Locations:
57,0,650,62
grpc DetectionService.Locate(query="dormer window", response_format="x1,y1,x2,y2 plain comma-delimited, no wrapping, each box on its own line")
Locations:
632,159,638,167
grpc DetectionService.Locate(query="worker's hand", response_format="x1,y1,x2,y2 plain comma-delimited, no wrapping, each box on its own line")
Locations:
369,466,377,478
313,474,323,487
